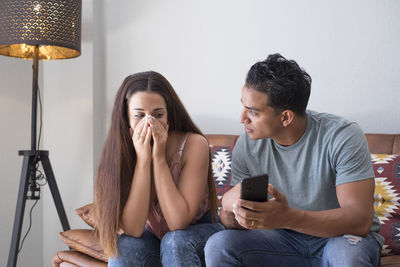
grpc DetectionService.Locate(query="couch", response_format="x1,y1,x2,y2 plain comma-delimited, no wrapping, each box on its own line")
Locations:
52,133,400,267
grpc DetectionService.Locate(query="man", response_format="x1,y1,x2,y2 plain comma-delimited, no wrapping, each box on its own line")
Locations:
205,54,382,266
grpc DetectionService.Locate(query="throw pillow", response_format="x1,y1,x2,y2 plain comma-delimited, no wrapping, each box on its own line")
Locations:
59,229,108,262
372,154,400,255
76,203,96,228
210,145,233,210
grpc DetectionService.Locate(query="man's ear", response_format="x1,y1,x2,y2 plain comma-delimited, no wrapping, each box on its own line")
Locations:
281,110,294,127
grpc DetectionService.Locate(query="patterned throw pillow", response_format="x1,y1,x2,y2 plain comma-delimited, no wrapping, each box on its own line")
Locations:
372,154,400,255
210,145,233,210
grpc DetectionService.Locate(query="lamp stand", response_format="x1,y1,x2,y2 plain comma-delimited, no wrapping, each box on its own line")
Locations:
7,46,70,267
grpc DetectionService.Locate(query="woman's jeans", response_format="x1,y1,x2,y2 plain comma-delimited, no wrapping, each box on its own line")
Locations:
108,212,223,267
204,229,382,267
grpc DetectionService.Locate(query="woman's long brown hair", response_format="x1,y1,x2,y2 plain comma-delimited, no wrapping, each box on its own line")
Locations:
94,71,218,257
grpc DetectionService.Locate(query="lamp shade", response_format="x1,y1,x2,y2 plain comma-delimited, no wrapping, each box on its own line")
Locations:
0,0,81,60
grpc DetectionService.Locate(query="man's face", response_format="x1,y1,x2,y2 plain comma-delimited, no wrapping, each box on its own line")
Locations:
240,86,283,140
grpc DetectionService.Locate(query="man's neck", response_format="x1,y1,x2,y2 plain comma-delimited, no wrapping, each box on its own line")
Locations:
274,114,308,146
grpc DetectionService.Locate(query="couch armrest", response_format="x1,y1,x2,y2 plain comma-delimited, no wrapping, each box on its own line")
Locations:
52,250,106,267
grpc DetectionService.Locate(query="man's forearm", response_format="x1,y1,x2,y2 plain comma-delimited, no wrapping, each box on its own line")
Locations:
220,183,246,229
284,206,373,238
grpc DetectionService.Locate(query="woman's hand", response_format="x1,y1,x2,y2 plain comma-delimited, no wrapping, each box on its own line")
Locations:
149,116,168,161
131,116,152,163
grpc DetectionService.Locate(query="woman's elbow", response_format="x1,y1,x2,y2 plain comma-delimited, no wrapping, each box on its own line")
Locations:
120,221,145,238
168,221,191,232
167,215,192,231
123,227,144,238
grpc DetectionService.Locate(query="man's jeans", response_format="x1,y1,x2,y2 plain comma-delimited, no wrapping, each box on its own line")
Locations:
204,229,381,267
108,216,223,267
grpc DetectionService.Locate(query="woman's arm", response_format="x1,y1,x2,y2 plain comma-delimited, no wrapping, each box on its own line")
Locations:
120,119,153,237
120,160,152,237
153,131,209,230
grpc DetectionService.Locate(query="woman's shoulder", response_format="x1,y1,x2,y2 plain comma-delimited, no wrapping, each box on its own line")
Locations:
179,132,209,157
168,131,208,151
186,132,208,147
180,133,209,166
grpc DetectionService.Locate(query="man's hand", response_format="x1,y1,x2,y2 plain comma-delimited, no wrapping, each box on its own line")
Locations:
234,184,292,230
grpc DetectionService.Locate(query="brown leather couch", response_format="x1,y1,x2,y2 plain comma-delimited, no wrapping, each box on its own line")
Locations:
52,133,400,267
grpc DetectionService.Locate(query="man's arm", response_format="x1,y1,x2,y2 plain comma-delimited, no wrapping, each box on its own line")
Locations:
220,183,245,229
235,179,375,237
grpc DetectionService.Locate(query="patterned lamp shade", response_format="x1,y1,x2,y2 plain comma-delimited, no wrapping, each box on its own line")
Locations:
0,0,81,60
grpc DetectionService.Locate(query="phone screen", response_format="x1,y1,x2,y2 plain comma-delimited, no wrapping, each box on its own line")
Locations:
240,174,269,202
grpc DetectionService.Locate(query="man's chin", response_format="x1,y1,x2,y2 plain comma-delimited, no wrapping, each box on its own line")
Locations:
246,131,259,140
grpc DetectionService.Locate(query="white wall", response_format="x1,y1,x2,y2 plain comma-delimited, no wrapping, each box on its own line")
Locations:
41,0,94,265
0,58,42,267
103,0,400,135
1,0,399,266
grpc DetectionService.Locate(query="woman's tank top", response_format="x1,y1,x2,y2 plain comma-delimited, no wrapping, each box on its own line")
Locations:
145,133,209,239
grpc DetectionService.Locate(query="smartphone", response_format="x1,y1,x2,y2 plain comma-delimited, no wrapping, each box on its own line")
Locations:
240,174,269,202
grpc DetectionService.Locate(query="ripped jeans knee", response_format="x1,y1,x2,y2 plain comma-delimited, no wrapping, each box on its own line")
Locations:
322,234,381,267
343,234,363,245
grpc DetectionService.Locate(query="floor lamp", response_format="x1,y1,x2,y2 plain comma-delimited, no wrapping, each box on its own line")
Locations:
0,1,82,266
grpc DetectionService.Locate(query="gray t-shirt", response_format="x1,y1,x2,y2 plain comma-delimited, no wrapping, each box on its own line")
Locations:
231,110,383,245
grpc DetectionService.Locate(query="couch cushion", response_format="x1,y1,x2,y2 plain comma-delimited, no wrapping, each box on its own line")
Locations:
59,229,108,262
380,254,400,266
372,154,400,255
210,145,233,210
52,250,107,267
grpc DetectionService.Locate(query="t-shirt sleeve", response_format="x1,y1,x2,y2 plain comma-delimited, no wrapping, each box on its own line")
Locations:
231,134,251,186
331,123,375,185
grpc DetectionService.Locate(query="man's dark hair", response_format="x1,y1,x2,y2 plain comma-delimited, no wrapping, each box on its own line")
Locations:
245,53,311,116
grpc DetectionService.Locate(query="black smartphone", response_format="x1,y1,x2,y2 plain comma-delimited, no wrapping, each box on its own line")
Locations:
240,174,269,202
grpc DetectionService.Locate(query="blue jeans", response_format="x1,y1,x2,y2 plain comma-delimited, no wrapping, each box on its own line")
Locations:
204,229,381,267
108,212,223,267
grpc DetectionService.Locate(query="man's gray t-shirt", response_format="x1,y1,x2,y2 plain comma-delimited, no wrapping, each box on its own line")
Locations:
231,110,383,245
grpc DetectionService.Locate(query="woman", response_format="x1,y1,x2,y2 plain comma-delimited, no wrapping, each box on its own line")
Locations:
94,71,222,266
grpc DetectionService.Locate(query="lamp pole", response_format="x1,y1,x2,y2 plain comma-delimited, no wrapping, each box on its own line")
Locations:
7,44,71,267
28,45,40,199
31,45,39,151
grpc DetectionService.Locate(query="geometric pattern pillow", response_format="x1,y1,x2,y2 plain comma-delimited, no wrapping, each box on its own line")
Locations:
372,154,400,255
210,145,233,211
